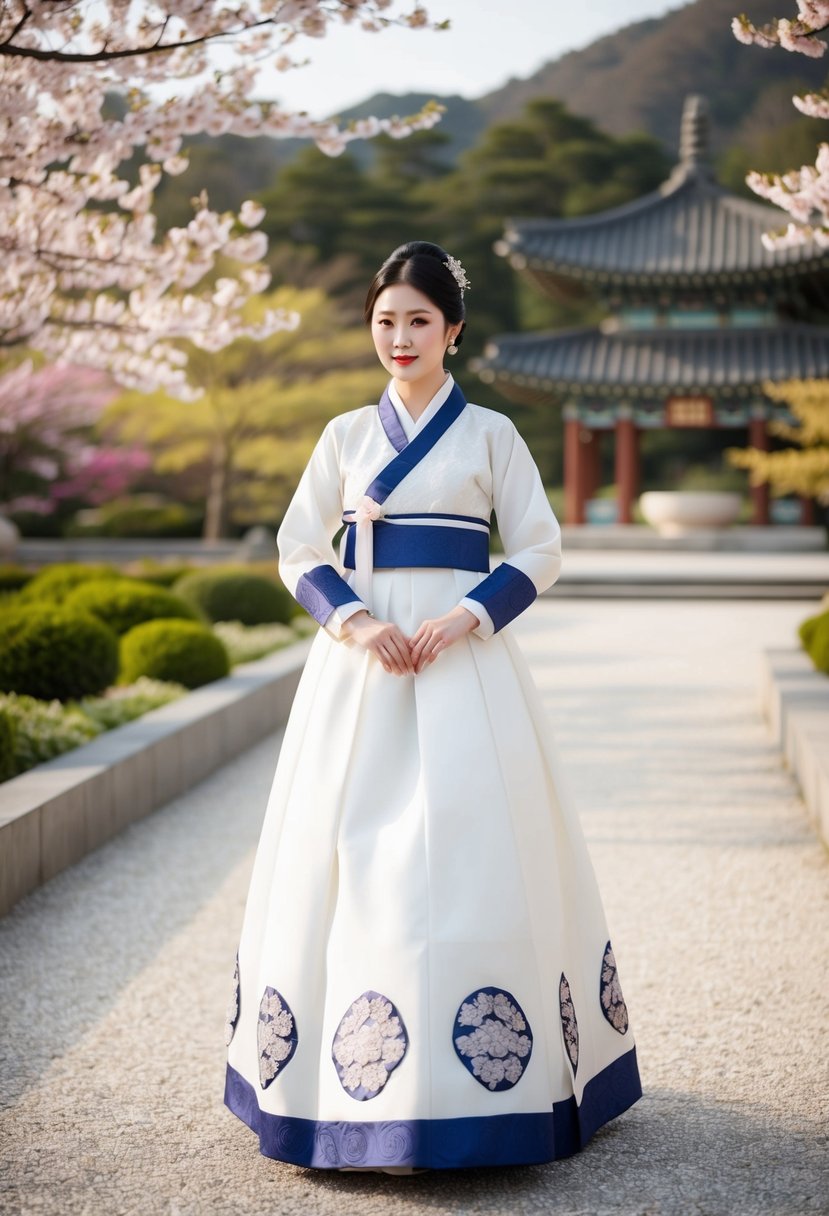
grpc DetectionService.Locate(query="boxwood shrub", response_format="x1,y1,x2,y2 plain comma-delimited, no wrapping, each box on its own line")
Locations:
173,566,295,625
800,609,829,675
119,619,230,688
0,564,35,593
64,578,200,635
0,708,17,782
0,606,119,700
17,562,121,605
122,560,198,588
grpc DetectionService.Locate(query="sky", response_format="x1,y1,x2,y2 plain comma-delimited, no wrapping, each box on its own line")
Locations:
242,0,692,118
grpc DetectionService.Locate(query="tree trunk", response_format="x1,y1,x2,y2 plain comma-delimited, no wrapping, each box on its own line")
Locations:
203,439,230,541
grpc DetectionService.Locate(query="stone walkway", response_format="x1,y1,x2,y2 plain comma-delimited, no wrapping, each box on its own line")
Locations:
1,599,826,1216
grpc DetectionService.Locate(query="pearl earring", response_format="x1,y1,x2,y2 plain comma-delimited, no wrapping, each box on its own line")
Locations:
447,343,458,355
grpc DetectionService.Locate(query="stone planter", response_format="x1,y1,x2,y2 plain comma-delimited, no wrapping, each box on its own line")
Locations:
639,491,742,536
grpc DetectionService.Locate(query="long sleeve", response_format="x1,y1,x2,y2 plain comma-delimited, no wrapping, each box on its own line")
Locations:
277,419,367,640
458,420,562,639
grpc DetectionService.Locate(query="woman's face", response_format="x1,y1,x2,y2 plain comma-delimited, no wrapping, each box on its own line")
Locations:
371,282,461,385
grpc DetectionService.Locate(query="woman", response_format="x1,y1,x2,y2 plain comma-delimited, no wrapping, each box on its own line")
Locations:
223,241,642,1173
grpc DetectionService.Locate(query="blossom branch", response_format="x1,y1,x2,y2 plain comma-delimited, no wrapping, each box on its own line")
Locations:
0,1,446,396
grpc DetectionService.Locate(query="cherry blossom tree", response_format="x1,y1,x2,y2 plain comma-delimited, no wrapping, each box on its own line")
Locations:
0,2,444,399
0,361,151,515
732,2,829,247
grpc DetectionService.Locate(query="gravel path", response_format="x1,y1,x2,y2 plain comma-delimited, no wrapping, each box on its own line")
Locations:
1,599,826,1216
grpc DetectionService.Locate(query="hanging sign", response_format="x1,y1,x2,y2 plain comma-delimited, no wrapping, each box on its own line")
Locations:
665,395,714,426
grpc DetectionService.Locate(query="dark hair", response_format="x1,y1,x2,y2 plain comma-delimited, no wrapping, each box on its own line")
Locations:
363,240,467,349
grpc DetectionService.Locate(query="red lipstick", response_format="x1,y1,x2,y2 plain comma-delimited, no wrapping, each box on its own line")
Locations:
393,355,417,365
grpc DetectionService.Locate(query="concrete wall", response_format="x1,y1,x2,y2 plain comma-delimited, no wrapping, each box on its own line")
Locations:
760,647,829,850
0,640,312,918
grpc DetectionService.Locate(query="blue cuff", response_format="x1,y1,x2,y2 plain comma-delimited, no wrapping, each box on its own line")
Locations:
463,562,537,632
295,564,364,626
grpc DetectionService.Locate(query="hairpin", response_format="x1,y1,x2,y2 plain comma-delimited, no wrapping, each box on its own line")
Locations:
444,254,471,294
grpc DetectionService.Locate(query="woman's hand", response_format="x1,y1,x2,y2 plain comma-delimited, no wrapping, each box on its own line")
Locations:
340,610,415,676
409,605,479,675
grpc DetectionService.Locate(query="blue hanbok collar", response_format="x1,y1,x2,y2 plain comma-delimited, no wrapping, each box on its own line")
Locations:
379,373,457,454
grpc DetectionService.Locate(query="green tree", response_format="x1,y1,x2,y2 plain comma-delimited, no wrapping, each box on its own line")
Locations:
726,378,829,517
102,286,384,539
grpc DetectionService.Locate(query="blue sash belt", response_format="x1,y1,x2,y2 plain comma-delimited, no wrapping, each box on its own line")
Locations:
342,512,491,573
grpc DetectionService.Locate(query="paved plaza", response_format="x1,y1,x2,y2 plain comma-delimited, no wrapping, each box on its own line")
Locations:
1,597,827,1216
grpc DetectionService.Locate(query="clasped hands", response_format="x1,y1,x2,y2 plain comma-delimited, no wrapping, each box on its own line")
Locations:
340,605,480,675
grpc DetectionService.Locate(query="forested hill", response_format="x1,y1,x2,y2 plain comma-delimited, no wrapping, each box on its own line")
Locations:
152,0,829,222
339,0,829,164
476,0,828,154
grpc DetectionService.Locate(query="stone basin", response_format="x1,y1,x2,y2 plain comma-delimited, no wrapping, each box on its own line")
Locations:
639,491,742,536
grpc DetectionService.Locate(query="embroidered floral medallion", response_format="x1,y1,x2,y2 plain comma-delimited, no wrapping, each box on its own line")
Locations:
559,973,579,1076
224,949,240,1046
453,987,533,1092
600,941,629,1034
257,986,298,1088
332,990,408,1101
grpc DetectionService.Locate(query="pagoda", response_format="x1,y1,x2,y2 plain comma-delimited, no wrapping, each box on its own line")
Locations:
474,94,829,526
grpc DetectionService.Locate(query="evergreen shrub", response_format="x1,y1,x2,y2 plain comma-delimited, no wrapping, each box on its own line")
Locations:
801,610,829,675
0,606,119,700
173,567,295,625
64,578,199,635
122,560,198,588
0,564,34,593
119,619,230,688
66,495,202,538
0,709,17,782
18,562,121,605
798,612,823,652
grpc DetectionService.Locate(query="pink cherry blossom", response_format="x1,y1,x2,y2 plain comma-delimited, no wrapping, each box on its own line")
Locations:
0,361,149,514
733,3,829,248
0,2,446,397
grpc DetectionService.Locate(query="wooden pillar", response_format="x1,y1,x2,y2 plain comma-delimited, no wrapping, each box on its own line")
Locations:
615,417,638,525
799,495,815,525
583,429,602,502
564,418,589,525
748,417,770,525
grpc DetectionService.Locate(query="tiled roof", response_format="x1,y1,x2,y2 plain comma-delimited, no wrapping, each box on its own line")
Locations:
475,322,829,397
498,96,829,284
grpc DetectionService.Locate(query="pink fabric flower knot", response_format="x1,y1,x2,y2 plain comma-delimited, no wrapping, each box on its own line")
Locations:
355,495,383,523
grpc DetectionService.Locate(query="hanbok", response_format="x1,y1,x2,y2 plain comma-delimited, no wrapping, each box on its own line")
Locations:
223,372,641,1171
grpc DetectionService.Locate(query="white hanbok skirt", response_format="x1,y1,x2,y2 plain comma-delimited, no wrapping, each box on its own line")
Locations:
223,567,641,1170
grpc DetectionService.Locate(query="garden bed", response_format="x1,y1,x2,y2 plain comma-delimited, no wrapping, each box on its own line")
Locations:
0,638,312,918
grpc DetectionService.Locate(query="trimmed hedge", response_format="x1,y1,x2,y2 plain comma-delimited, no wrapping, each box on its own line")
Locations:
800,609,829,675
119,619,230,688
173,566,295,625
65,495,203,538
0,606,119,700
121,560,198,588
0,564,35,593
17,562,121,605
0,709,16,782
64,578,199,635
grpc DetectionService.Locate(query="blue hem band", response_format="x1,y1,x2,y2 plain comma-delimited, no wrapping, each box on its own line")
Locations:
223,1045,642,1170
